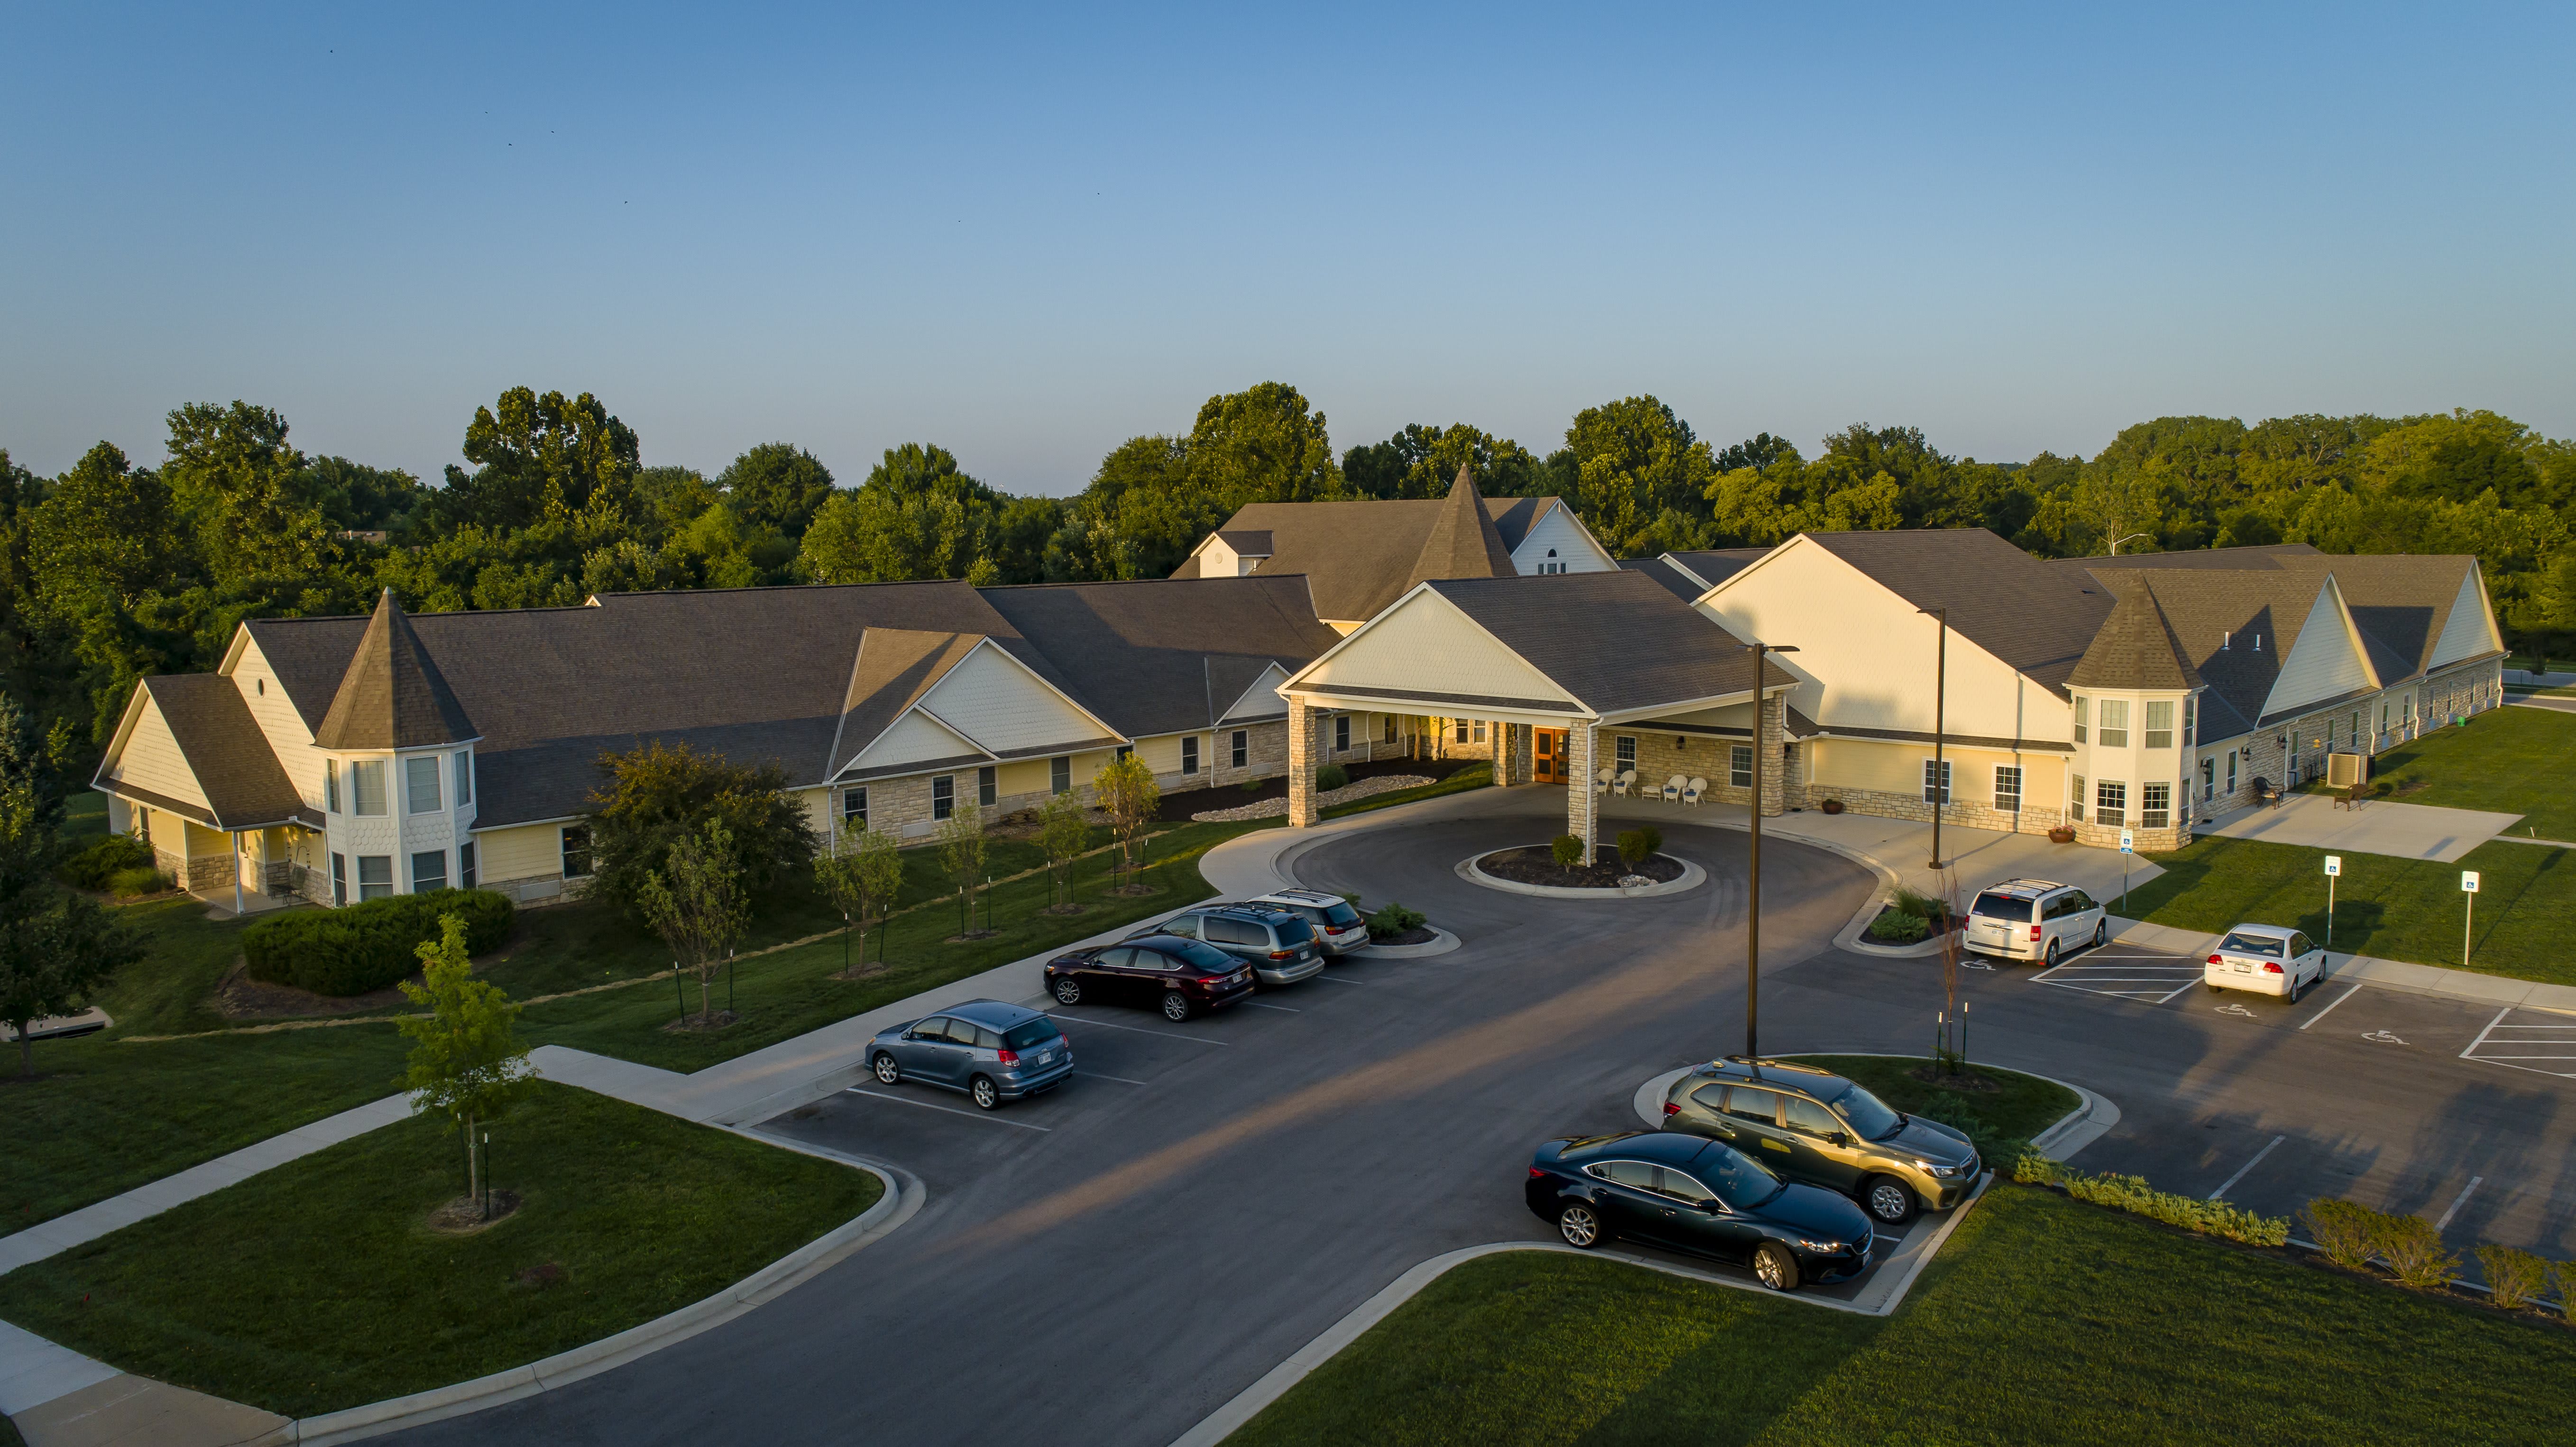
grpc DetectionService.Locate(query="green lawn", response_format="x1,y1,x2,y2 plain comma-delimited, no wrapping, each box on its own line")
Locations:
2123,834,2574,984
1783,1055,2077,1159
0,1083,879,1419
1322,763,1491,819
2297,707,2576,840
1226,1185,2576,1447
62,789,108,841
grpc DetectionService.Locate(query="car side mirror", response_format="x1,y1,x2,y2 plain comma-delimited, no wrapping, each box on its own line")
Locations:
1830,1133,1852,1147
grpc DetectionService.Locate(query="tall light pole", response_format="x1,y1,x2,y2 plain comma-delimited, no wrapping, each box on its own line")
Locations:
1745,640,1797,1061
1919,606,1948,870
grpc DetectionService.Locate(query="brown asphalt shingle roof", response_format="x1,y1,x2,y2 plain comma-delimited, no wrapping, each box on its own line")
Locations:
1618,557,1707,601
978,574,1343,739
1180,472,1570,623
312,590,478,750
1423,570,1794,718
2081,568,2333,736
1803,531,2114,697
126,675,316,829
2067,581,2204,692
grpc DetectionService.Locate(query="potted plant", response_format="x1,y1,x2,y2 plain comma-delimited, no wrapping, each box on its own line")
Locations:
1820,798,1845,815
2047,824,2076,843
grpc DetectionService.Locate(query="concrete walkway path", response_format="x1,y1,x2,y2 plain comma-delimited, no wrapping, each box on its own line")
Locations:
2205,792,2520,862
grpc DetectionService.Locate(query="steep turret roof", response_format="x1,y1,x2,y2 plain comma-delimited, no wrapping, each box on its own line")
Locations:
1406,464,1516,591
2068,577,2204,692
313,589,479,750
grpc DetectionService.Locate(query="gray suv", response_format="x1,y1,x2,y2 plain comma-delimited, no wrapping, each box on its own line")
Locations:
1133,904,1325,986
1660,1057,1980,1225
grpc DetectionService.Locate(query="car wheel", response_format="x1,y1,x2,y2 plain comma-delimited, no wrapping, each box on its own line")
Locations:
1558,1202,1605,1249
1863,1174,1917,1226
2043,938,2060,968
2093,920,2107,949
2206,984,2222,994
1753,1241,1800,1292
871,1052,900,1085
1161,989,1192,1022
1052,976,1082,1006
2287,973,2306,1003
969,1075,1000,1110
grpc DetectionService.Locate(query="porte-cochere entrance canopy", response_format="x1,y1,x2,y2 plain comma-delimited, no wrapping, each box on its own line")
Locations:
1278,570,1799,851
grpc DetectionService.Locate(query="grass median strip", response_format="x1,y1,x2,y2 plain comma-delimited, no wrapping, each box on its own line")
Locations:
1780,1055,2078,1158
1224,1185,2576,1447
0,1082,880,1420
2122,834,2574,985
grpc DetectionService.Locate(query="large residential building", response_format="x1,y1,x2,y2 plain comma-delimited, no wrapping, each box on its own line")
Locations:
93,470,2506,911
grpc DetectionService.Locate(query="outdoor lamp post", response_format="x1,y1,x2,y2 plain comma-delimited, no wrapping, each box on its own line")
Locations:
1919,606,1948,870
1746,640,1797,1061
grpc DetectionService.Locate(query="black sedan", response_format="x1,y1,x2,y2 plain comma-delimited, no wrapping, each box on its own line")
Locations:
1525,1131,1874,1292
1045,934,1255,1021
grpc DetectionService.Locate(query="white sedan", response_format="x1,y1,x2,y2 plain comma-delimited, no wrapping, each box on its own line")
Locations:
2205,924,2328,1000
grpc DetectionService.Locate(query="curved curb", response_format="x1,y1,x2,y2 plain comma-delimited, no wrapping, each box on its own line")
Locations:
1640,810,1916,956
292,1147,920,1445
1454,850,1707,900
1358,927,1461,960
1168,1178,1996,1447
1628,1056,2117,1161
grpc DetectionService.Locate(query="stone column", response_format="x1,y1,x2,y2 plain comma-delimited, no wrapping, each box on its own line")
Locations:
1287,698,1320,827
1494,723,1518,786
1565,722,1598,855
1757,692,1786,818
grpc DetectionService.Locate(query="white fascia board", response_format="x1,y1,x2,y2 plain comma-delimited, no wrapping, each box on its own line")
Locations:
1281,582,1594,717
1224,662,1293,722
89,683,156,791
909,705,1005,761
1280,581,1445,690
1659,553,1716,592
952,636,1131,746
2321,574,2385,691
1686,535,1805,610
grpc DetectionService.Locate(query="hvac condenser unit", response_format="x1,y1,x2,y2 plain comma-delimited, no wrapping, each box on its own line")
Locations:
2326,751,2372,788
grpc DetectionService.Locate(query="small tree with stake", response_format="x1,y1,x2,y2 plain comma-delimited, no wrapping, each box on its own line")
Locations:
397,913,534,1219
1093,753,1159,892
816,822,904,974
938,804,990,936
0,767,142,1076
636,817,749,1027
1036,788,1089,912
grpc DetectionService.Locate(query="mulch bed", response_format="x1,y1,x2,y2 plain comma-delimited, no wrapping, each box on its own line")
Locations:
1370,926,1438,947
660,1009,739,1034
427,1191,522,1234
1480,845,1684,890
1150,757,1479,823
212,962,410,1020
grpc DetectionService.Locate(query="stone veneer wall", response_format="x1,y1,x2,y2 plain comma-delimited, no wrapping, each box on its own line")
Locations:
2206,657,2505,812
1604,696,1791,815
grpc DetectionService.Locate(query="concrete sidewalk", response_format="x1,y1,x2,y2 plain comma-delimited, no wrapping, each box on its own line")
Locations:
2205,792,2520,863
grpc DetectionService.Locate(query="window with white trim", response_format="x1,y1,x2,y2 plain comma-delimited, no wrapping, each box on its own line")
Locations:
411,849,447,893
561,826,591,879
454,750,474,806
331,852,348,906
405,755,442,814
1994,765,2022,812
1334,715,1350,752
2070,774,2086,823
845,787,868,826
357,854,393,901
2096,779,2127,828
1052,756,1072,793
2073,696,2088,744
1181,737,1200,775
1922,759,1951,805
2098,699,2130,749
1615,735,1636,774
2141,782,2171,829
325,760,340,814
1730,745,1753,788
459,842,478,889
933,775,955,821
1454,719,1470,743
1229,732,1247,769
1472,720,1487,744
351,760,387,816
1381,715,1396,743
977,766,997,806
2144,701,2173,751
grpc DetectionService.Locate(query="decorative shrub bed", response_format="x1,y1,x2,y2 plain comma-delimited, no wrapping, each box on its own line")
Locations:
2015,1153,2290,1246
243,889,515,996
56,833,156,890
1480,844,1684,890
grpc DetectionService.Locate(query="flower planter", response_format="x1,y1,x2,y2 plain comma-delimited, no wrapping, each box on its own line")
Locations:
1820,798,1845,815
2047,826,2076,843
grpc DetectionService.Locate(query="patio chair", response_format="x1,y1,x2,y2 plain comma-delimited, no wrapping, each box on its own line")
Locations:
1684,776,1706,806
1613,769,1637,797
1662,773,1687,803
1594,766,1613,794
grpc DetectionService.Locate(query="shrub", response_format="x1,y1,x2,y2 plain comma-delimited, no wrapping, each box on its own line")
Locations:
1868,911,1930,943
2557,1263,2576,1321
1615,829,1649,867
2476,1244,2551,1310
1368,902,1427,940
107,866,173,898
2378,1214,2459,1290
57,833,155,890
1316,763,1351,792
2015,1154,2290,1246
2301,1198,2380,1270
1550,834,1584,868
243,889,515,996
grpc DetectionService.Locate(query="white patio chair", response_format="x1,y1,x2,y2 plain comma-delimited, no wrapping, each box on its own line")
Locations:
1613,769,1637,797
1684,776,1707,806
1662,774,1686,803
1594,766,1613,794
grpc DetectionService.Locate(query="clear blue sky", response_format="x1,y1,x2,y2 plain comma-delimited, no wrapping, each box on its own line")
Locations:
5,3,2569,493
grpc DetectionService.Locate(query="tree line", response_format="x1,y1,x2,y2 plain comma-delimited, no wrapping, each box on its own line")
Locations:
6,382,2572,771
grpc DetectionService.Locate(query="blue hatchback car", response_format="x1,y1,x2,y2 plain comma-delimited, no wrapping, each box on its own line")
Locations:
1526,1130,1874,1292
868,998,1073,1110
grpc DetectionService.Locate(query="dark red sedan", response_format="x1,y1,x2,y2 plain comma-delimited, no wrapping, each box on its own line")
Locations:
1045,935,1254,1021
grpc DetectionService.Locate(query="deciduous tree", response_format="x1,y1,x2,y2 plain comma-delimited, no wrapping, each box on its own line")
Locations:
1093,753,1159,881
635,817,750,1025
396,914,534,1211
816,822,904,971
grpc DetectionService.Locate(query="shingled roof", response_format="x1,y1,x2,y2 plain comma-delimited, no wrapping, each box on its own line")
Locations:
1803,531,2115,697
1174,470,1569,623
1423,570,1795,718
312,590,478,750
979,574,1343,739
107,675,315,830
1407,465,1517,592
2067,578,2203,691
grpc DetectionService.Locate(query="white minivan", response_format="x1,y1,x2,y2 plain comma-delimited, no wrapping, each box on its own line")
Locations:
2205,924,2328,1000
1963,879,2107,966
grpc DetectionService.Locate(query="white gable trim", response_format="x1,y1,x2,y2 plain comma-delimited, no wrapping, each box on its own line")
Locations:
2256,577,2375,721
835,636,1128,781
2427,567,2501,669
1697,534,2042,702
1281,583,1593,717
1220,662,1294,722
917,640,1122,755
846,707,991,778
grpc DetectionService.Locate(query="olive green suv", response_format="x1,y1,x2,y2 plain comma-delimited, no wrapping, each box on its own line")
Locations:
1658,1057,1980,1226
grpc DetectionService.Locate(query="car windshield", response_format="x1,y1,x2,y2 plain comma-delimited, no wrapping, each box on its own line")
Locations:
2218,932,2285,958
1970,892,2033,923
1001,1019,1061,1050
1168,940,1238,970
1827,1082,1905,1141
1693,1144,1786,1209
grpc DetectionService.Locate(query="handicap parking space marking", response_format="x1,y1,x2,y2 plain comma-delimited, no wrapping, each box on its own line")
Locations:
2207,1135,2285,1200
2458,1006,2576,1079
843,1086,1055,1131
2215,1002,2257,1017
2030,955,2205,1004
1046,1011,1233,1046
2298,981,2366,1030
2362,1028,2408,1045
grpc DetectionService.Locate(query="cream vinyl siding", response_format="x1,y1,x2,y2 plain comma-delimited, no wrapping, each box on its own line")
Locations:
853,709,987,775
997,759,1052,796
916,644,1106,755
1649,701,1757,733
1806,739,1924,795
476,822,568,882
2427,569,2499,669
1305,590,1567,704
1509,505,1616,575
1133,733,1187,774
104,696,214,812
225,634,324,804
2258,579,2374,720
1220,663,1292,722
1698,538,2070,747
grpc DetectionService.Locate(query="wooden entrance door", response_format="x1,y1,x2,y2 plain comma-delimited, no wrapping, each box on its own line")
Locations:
1533,728,1569,784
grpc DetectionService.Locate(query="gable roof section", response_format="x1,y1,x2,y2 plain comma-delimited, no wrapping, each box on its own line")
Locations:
1177,477,1577,622
2067,579,2203,692
1618,557,1707,601
100,675,315,830
1216,529,1273,556
313,590,479,750
1483,495,1555,552
827,629,990,777
1215,661,1293,722
1800,530,2114,696
2082,568,2348,735
2270,554,2492,677
1663,548,1773,595
1421,571,1794,718
978,574,1342,738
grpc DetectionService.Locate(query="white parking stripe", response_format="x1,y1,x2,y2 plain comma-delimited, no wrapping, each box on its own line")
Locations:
843,1087,1054,1130
1246,1002,1301,1013
2434,1177,2484,1230
1312,974,1375,985
1048,1012,1231,1045
2298,982,2365,1031
2208,1136,2285,1200
1076,1071,1150,1085
2460,1007,2514,1059
2153,978,2206,1003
